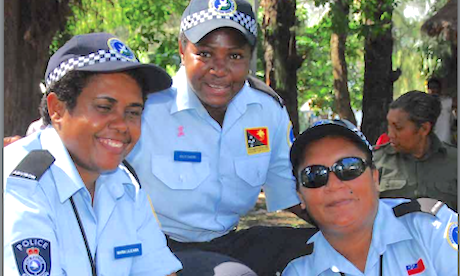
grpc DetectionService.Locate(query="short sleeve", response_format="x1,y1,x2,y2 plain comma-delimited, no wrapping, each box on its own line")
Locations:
263,106,300,212
4,177,64,276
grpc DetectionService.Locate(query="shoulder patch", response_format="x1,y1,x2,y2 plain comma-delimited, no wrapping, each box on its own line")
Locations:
12,238,51,276
247,75,284,107
122,160,141,188
446,222,458,250
10,150,55,181
393,198,445,218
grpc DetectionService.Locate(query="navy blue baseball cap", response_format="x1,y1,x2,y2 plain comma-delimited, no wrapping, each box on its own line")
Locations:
290,119,373,172
180,0,257,46
45,32,172,92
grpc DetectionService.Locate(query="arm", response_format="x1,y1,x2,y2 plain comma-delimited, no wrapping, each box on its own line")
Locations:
4,177,64,276
131,189,182,276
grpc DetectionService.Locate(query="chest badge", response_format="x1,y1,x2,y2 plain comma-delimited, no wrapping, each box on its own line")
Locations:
245,127,270,155
406,258,425,275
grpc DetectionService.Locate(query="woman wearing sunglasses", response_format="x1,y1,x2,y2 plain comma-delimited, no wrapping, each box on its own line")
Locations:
282,119,458,276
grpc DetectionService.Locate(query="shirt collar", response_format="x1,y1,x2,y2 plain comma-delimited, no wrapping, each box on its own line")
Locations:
39,127,86,203
170,66,262,114
306,200,413,275
39,127,136,203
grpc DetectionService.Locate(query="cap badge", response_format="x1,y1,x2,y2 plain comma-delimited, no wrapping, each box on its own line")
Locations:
107,38,136,61
209,0,237,15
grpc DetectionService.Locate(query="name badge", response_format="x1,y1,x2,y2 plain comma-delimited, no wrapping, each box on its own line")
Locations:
174,151,201,162
114,243,142,259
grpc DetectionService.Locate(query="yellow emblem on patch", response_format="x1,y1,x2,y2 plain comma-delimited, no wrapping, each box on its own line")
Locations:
245,127,270,155
445,221,458,250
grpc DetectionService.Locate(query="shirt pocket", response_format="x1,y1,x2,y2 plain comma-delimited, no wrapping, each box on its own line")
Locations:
380,179,407,190
151,154,210,190
234,154,270,187
434,179,457,195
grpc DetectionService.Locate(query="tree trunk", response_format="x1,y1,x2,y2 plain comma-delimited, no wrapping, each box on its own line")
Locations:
361,0,395,144
4,0,73,136
330,0,356,125
261,0,303,136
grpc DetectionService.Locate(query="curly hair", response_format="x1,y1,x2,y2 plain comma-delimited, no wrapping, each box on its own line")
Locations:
40,70,145,126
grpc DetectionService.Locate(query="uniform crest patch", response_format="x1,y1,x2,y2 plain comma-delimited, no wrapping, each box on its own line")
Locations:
13,238,51,276
446,222,458,250
107,38,136,61
245,127,270,155
287,121,295,147
209,0,237,15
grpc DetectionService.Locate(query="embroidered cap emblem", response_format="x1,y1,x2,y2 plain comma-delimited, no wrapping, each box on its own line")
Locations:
107,38,136,61
210,0,237,14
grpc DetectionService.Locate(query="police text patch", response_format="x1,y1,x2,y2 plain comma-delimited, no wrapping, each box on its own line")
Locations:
245,127,270,155
13,238,51,276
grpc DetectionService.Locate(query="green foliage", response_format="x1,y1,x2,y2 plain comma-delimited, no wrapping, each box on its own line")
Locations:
51,0,187,72
296,2,364,117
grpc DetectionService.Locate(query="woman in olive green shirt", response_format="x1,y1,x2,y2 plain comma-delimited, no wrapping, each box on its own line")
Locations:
374,91,457,211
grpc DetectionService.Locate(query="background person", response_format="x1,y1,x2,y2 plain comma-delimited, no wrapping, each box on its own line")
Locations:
127,0,317,275
4,33,182,276
426,77,454,144
374,91,457,211
283,119,458,275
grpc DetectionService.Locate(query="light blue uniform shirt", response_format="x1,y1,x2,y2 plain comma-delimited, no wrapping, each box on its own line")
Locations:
282,199,458,276
127,67,300,242
4,127,182,276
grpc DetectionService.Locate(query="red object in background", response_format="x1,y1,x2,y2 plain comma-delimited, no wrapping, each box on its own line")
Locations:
374,133,390,149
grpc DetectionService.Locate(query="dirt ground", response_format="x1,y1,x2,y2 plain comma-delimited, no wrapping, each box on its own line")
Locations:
237,192,312,230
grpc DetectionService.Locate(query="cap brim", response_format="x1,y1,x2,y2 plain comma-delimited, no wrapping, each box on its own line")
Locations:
184,19,255,46
75,62,172,93
290,124,368,168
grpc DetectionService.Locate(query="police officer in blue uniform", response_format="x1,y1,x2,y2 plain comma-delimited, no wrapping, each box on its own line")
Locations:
127,0,317,275
283,119,458,275
4,33,182,276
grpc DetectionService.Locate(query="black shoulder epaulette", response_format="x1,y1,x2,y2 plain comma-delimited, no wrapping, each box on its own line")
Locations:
304,243,314,255
122,160,141,188
10,150,55,181
247,75,284,107
393,198,445,218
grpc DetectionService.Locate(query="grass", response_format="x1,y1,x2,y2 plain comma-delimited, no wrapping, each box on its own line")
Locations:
237,192,312,230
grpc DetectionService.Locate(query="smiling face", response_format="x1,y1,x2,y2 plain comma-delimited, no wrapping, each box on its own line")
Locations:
179,28,252,111
49,73,143,184
297,136,379,236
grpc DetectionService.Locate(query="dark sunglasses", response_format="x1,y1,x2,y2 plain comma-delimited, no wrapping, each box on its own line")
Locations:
298,157,370,188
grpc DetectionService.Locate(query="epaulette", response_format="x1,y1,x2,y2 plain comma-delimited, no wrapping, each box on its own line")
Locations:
393,198,445,218
10,150,55,181
122,160,141,188
304,243,314,255
247,75,284,107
